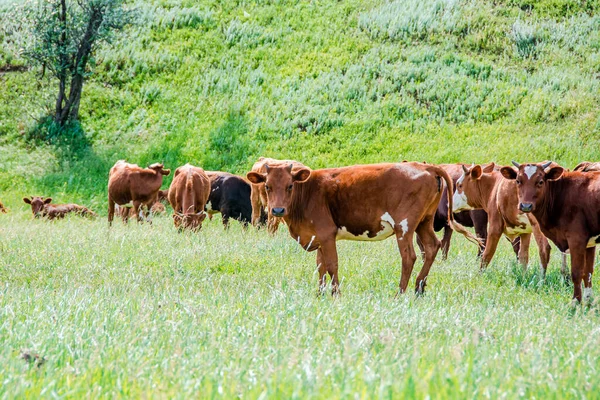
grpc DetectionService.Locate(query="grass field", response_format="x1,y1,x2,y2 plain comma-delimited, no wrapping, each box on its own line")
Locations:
1,212,598,398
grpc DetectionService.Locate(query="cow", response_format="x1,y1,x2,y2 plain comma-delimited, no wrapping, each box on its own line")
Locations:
204,171,257,228
23,196,96,220
0,200,6,213
168,164,210,231
434,163,498,259
501,161,600,303
247,162,481,295
108,160,170,225
249,157,309,234
452,164,553,275
574,161,600,172
115,200,166,222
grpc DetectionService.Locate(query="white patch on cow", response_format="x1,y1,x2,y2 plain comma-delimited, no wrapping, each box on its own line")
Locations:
206,201,213,211
399,218,408,236
524,165,537,179
504,213,532,236
336,213,396,242
587,235,600,248
517,213,530,226
381,212,395,227
212,187,218,192
452,190,472,212
584,287,593,302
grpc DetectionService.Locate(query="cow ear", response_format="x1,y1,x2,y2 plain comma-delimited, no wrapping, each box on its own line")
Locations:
161,168,171,176
23,197,31,204
500,166,517,180
198,213,207,222
292,168,311,183
545,166,564,181
44,197,52,204
470,165,482,180
247,172,266,184
482,162,495,173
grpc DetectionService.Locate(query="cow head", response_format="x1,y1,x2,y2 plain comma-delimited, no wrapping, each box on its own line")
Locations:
247,164,311,217
500,161,563,213
452,164,483,212
23,196,52,217
173,211,207,231
148,163,171,176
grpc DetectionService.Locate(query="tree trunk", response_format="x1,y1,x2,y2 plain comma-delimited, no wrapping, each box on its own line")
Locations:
54,0,68,125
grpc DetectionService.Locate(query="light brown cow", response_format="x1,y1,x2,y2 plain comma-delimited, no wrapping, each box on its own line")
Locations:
452,164,552,275
247,162,480,295
501,161,600,303
249,157,309,234
108,160,170,225
168,164,210,231
574,161,600,172
23,196,96,220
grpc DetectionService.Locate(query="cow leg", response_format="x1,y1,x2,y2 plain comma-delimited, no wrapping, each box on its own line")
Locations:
317,238,340,295
222,212,230,229
510,237,521,258
395,227,417,295
250,184,262,226
414,221,441,294
532,223,551,277
108,197,115,226
316,247,328,295
132,201,143,223
517,233,531,271
568,240,586,303
440,225,452,260
583,247,596,303
560,253,569,280
480,224,503,270
472,211,488,257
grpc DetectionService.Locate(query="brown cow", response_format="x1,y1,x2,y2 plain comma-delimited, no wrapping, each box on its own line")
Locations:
452,164,553,274
247,162,480,295
115,201,166,222
249,157,309,234
574,161,600,172
0,200,6,213
23,196,96,220
108,160,170,225
502,161,600,303
168,164,210,230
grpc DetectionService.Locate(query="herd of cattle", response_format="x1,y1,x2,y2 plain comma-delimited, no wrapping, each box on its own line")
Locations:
9,157,600,303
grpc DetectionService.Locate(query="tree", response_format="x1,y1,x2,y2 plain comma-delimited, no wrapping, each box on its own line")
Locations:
24,0,130,127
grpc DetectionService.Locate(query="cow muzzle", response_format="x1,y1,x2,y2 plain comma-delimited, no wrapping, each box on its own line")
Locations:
519,202,534,213
271,207,286,217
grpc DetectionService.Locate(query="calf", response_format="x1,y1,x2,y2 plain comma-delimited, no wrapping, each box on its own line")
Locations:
23,196,96,220
247,162,480,295
249,157,309,233
115,200,166,222
0,200,6,213
452,164,552,274
502,161,600,302
108,160,170,225
168,164,210,231
204,171,256,228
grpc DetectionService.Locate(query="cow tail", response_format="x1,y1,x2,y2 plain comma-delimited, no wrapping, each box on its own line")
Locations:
433,166,483,247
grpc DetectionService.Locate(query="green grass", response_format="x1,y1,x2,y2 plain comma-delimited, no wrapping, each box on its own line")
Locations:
1,212,597,398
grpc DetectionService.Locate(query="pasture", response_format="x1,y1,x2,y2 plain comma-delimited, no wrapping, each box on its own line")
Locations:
1,211,599,397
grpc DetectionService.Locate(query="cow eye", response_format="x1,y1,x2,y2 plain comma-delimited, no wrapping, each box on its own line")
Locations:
516,180,521,185
537,180,544,186
287,184,293,191
265,185,270,191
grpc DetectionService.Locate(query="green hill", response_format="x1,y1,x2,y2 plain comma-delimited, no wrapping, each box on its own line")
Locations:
1,0,599,211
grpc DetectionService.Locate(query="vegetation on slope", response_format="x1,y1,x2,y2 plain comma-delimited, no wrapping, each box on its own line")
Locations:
1,0,599,210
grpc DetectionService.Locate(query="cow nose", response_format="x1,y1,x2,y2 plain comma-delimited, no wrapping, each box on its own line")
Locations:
272,207,285,217
519,203,533,212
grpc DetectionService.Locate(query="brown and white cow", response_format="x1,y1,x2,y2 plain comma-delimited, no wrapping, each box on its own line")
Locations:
23,196,96,220
501,161,600,303
247,162,481,295
108,160,170,225
249,157,309,234
452,164,552,274
168,164,210,231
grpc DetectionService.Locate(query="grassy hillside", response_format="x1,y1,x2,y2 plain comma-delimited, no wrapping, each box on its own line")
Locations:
1,0,600,211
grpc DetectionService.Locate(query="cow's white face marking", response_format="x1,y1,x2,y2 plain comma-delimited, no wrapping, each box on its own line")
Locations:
587,234,600,248
524,165,537,179
452,190,472,212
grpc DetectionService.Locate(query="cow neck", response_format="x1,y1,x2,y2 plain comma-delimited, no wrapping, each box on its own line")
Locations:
284,174,321,229
532,177,563,231
471,172,498,212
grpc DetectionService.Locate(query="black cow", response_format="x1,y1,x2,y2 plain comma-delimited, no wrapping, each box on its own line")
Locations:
204,171,260,228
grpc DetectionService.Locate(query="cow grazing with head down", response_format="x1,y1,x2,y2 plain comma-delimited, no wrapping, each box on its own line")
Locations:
501,161,600,303
108,160,170,225
249,157,309,234
204,171,256,228
23,196,96,220
247,162,481,295
452,163,553,274
168,164,210,231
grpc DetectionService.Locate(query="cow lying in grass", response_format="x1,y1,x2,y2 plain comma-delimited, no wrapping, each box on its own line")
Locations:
247,162,481,295
0,200,6,213
23,196,96,220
